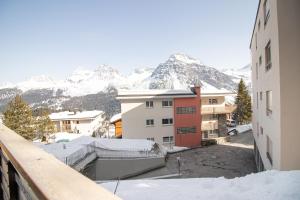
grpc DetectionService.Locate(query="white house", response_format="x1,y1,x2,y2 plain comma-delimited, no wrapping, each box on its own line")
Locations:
49,110,106,134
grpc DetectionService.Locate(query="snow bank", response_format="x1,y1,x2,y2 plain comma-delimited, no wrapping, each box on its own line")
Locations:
101,170,300,200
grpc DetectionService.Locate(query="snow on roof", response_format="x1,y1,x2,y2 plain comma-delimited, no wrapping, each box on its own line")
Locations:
118,89,194,96
49,110,104,120
110,113,121,123
101,170,300,200
37,136,156,163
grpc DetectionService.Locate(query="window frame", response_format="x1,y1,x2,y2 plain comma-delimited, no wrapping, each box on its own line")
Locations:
146,119,154,126
265,41,272,71
176,106,196,114
146,101,154,108
263,0,270,26
162,100,173,107
162,118,173,125
266,90,272,116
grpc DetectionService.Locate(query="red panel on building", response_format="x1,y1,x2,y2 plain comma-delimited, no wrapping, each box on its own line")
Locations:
173,86,202,147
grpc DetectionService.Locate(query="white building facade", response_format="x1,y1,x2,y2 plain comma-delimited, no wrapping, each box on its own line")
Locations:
250,0,300,170
49,110,106,135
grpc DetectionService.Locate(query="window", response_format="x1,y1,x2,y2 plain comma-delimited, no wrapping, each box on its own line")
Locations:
176,106,196,114
162,100,173,107
209,99,218,104
258,20,261,31
146,101,154,108
147,137,154,141
163,136,174,143
177,127,196,134
265,41,272,71
255,33,257,50
259,56,262,66
162,118,173,125
266,135,273,165
256,92,259,109
256,63,258,80
260,92,263,101
257,122,259,137
260,126,264,135
146,119,154,126
264,0,270,25
266,90,272,116
76,121,80,124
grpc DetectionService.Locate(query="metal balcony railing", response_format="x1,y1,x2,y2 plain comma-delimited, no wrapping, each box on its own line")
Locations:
0,124,120,200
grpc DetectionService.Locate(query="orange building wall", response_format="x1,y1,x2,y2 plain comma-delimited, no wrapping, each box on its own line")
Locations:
114,120,122,138
174,87,202,147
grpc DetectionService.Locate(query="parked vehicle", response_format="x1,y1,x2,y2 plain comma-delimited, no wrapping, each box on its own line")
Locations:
226,119,236,127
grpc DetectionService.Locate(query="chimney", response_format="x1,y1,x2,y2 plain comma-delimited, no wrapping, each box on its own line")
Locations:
191,85,201,97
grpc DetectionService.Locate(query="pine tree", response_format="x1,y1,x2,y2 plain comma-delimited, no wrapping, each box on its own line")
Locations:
3,95,35,140
233,79,252,124
35,109,55,142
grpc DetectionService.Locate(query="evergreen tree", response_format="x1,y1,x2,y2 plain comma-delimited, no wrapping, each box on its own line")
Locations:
35,109,55,142
3,95,35,140
233,79,252,124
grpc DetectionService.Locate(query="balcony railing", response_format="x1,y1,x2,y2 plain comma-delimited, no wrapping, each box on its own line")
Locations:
201,105,236,114
0,124,120,200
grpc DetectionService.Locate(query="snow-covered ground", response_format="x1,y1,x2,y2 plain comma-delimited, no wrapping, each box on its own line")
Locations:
101,170,300,200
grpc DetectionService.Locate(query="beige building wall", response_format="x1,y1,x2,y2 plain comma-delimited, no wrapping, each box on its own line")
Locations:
251,0,300,170
121,98,174,145
277,0,300,170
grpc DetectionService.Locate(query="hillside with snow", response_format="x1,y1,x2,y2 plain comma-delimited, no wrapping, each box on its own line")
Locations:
0,53,251,115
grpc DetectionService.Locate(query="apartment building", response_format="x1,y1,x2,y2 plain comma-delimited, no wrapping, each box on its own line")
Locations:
250,0,300,170
201,92,236,138
49,110,105,134
117,86,202,147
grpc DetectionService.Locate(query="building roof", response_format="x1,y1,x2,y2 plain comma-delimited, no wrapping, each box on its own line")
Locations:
117,89,235,100
110,113,122,123
117,89,197,100
49,110,104,121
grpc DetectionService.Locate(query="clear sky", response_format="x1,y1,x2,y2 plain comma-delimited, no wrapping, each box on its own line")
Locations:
0,0,258,83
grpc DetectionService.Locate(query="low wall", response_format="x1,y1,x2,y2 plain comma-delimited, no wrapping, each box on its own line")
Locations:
83,157,166,180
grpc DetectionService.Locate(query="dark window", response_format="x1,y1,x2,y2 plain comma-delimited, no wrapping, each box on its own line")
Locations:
146,119,154,126
177,127,196,134
259,56,262,66
209,99,218,104
162,100,173,107
265,41,272,71
162,118,173,125
163,136,174,143
76,121,79,124
264,0,270,25
147,137,154,141
176,106,196,114
146,101,153,108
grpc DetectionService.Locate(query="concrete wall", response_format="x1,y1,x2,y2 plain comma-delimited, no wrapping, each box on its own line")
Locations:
121,98,174,145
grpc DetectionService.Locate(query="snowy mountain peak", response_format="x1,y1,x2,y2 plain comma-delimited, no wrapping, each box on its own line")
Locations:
168,53,202,65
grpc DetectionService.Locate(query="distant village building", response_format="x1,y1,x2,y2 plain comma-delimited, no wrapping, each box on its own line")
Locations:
49,110,105,134
250,0,300,170
111,88,235,147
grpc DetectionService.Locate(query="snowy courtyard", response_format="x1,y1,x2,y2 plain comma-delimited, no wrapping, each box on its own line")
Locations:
101,170,300,200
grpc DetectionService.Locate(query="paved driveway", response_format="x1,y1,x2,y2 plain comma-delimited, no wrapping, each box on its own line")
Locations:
131,130,256,179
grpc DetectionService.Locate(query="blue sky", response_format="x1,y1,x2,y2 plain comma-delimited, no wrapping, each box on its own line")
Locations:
0,0,258,83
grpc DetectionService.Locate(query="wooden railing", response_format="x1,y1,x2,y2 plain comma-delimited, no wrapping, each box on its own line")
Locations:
0,124,120,200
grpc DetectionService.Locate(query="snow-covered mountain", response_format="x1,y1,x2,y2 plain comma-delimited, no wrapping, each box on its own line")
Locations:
0,53,251,115
221,64,251,87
